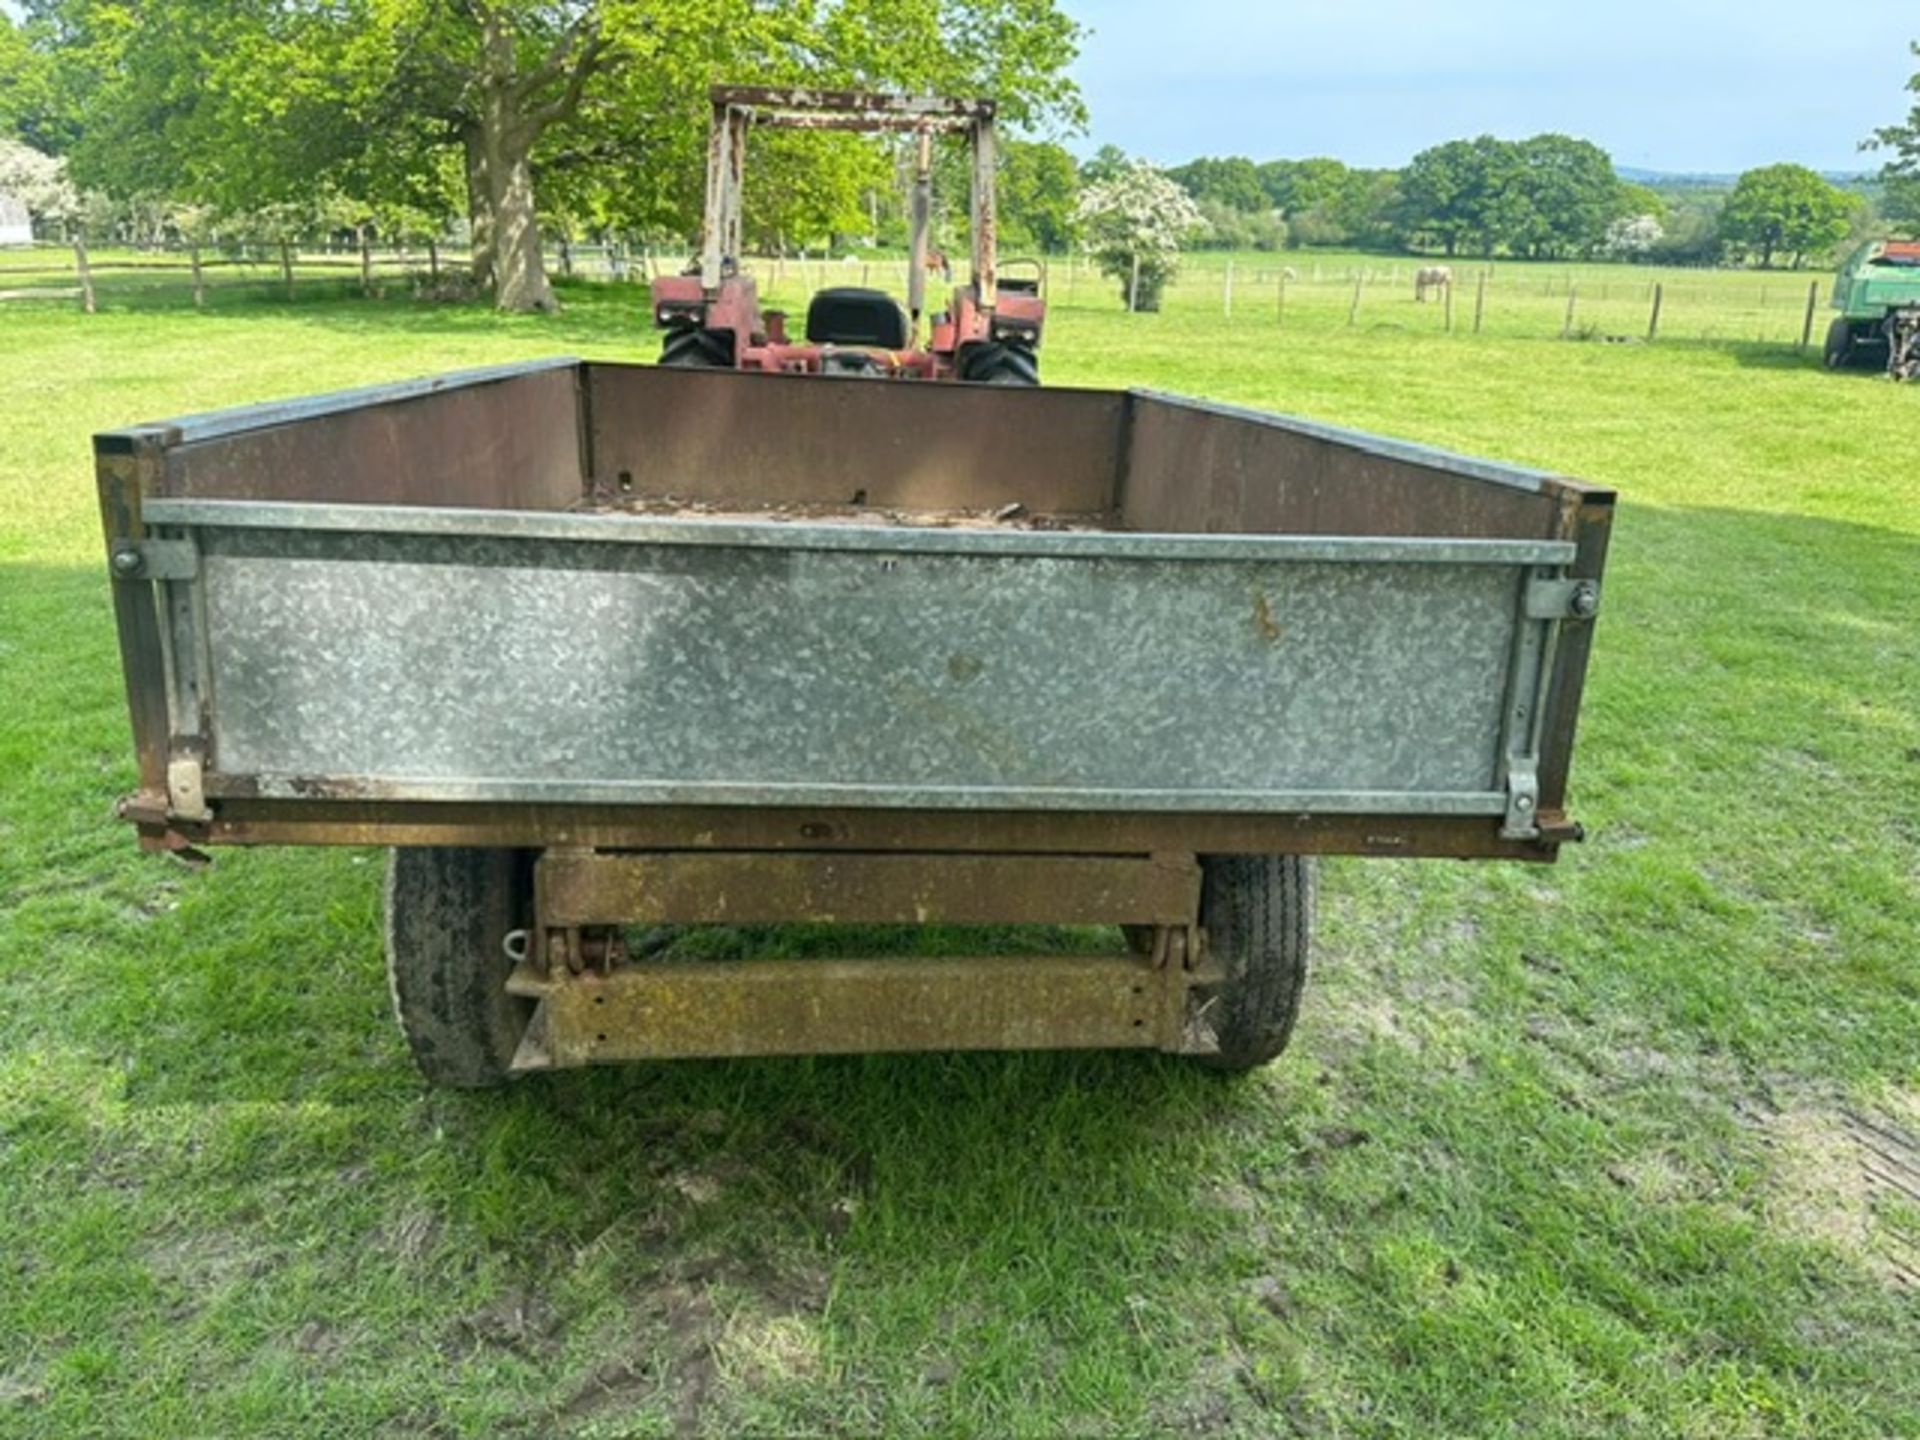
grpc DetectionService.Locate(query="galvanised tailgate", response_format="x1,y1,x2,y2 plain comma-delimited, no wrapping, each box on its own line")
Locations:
127,497,1580,834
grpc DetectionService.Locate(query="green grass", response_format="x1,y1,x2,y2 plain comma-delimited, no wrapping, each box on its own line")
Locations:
2,239,1850,347
2,272,1918,1438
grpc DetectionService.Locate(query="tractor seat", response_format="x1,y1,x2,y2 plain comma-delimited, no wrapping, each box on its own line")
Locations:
806,287,909,348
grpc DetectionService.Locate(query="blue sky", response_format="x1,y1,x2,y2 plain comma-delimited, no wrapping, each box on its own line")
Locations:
1066,0,1918,174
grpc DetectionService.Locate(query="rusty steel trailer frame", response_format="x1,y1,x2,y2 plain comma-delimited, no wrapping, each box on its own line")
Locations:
95,360,1613,1066
511,850,1214,1068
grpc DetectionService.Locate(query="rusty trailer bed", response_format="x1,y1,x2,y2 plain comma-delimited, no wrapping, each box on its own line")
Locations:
94,359,1612,1078
97,358,1610,861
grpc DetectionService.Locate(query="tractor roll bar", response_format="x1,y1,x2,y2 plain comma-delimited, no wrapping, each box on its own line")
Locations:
700,85,998,317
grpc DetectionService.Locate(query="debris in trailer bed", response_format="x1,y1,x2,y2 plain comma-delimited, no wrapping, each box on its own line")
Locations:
574,493,1111,532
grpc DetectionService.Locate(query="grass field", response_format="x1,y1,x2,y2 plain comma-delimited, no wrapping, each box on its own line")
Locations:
1,274,1917,1438
1,239,1851,348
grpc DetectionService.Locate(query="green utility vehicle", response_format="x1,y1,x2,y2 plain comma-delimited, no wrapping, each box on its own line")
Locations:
1825,239,1920,379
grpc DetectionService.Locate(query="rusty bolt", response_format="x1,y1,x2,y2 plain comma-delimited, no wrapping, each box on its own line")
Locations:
110,548,144,578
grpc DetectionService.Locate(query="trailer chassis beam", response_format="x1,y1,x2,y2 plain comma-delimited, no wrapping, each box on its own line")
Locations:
507,848,1217,1067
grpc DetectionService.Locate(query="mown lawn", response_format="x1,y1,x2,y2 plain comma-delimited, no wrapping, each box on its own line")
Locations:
1,274,1917,1438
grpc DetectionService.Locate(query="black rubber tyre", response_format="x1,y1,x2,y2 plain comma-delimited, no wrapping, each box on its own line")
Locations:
386,848,535,1089
659,326,734,368
960,342,1040,386
1823,316,1856,370
1191,855,1315,1072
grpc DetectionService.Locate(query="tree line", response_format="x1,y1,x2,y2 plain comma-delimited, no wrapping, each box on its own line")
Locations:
1155,137,1879,271
7,7,1920,312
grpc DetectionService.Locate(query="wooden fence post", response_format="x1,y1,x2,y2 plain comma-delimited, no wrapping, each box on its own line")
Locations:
1561,284,1578,339
1348,271,1364,327
1647,282,1664,341
1444,277,1455,333
280,240,295,301
1800,281,1820,350
1223,259,1234,318
359,224,374,296
1276,271,1287,328
1128,251,1141,313
1473,268,1488,334
189,244,205,309
72,230,95,315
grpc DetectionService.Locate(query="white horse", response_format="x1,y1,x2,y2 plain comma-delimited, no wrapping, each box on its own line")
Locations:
1415,265,1453,302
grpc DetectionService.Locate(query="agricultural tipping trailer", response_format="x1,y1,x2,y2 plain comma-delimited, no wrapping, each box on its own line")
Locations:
96,362,1613,1087
650,86,1044,383
1826,239,1920,379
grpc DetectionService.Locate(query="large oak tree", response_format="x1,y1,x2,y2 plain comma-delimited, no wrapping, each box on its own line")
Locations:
1717,164,1853,269
27,0,1083,311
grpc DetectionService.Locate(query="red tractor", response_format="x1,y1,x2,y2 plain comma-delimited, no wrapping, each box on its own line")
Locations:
650,86,1045,385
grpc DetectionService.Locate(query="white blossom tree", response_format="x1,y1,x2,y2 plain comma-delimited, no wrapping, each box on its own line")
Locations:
1073,160,1205,311
1604,213,1664,262
0,136,101,310
0,136,76,231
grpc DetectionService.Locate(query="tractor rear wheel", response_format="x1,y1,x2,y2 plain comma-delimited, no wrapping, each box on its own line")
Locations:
960,342,1040,386
659,327,734,369
386,847,535,1089
1191,855,1315,1072
1824,317,1857,369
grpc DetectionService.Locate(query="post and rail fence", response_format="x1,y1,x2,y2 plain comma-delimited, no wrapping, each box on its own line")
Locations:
0,239,1833,355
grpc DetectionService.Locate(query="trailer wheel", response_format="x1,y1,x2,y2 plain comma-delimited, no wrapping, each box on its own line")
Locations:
1192,855,1315,1072
659,326,734,369
1823,317,1856,369
385,848,534,1089
961,342,1040,386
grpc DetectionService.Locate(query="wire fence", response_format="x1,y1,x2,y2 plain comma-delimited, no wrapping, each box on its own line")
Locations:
0,240,1839,351
1120,255,1832,348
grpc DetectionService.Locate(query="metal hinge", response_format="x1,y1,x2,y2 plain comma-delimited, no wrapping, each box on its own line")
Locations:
109,538,199,581
1500,759,1541,839
1525,577,1600,621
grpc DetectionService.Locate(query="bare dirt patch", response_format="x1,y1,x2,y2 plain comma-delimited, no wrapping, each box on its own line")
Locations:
556,1253,834,1436
290,1319,351,1365
1762,1094,1920,1291
0,1367,47,1410
140,1228,273,1314
456,1286,566,1360
382,1204,443,1263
